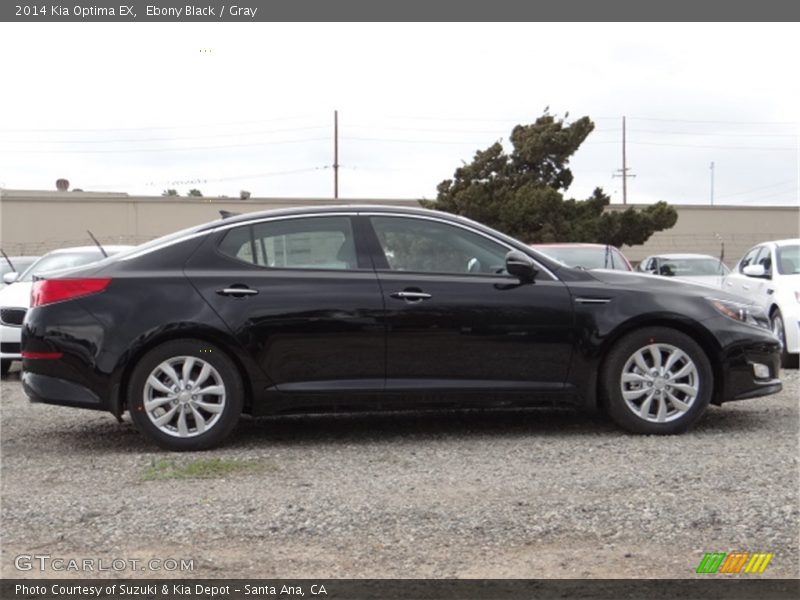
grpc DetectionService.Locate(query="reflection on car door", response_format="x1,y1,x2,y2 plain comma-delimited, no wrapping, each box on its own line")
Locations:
725,245,770,303
185,215,386,393
362,214,574,392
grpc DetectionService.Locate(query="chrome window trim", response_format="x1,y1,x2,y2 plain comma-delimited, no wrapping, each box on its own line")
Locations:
117,210,558,280
360,212,558,281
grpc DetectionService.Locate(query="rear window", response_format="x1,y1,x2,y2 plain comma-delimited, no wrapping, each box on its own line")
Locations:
218,217,359,270
18,251,105,282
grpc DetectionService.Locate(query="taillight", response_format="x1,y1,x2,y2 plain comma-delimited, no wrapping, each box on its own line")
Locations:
31,278,112,307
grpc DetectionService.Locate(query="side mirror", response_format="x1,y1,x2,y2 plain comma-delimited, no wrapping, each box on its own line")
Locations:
742,264,766,278
3,272,18,284
505,250,538,282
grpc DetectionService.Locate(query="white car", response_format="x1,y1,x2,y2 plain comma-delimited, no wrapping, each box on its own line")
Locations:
0,245,133,376
723,239,800,367
636,253,729,288
1,256,39,289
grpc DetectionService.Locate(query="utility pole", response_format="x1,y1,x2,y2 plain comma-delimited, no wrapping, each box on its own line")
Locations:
710,161,715,205
612,116,635,204
333,110,339,199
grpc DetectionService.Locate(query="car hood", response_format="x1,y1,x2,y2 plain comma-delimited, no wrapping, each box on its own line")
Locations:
0,281,33,309
583,269,753,305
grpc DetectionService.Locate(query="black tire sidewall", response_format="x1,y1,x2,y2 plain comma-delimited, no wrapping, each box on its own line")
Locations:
128,339,243,450
770,309,793,368
601,327,713,434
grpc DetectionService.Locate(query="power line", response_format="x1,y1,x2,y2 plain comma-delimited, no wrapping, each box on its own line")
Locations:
715,178,796,200
0,115,318,133
626,116,796,125
2,125,329,145
0,137,333,154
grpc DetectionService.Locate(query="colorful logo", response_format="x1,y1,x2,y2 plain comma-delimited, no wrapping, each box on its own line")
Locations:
696,552,773,574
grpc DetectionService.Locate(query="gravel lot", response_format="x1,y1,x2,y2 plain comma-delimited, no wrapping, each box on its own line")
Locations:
1,366,798,579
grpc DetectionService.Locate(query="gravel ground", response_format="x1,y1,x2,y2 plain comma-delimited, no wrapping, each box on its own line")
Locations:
1,366,798,579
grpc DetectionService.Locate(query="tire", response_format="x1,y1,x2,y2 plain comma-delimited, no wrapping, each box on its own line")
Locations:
770,308,798,369
1,360,11,378
600,327,713,434
127,339,244,451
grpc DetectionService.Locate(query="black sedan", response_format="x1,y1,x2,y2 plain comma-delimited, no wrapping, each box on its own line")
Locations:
21,206,782,450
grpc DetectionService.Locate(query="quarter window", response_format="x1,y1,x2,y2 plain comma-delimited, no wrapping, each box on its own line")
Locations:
218,217,359,270
370,216,508,275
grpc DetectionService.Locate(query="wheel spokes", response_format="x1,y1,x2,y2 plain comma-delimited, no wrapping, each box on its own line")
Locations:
143,356,226,438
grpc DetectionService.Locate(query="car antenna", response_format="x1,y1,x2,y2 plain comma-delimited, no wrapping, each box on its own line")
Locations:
86,230,108,258
0,249,15,272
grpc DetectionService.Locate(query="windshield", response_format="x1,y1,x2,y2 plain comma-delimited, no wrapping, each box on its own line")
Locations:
537,247,630,271
776,245,800,275
2,259,34,277
18,251,107,282
659,258,730,277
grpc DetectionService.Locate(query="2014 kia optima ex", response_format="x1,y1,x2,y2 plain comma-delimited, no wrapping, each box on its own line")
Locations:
21,206,782,450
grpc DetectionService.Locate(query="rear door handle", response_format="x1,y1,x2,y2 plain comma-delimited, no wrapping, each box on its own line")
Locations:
390,291,432,302
216,287,259,297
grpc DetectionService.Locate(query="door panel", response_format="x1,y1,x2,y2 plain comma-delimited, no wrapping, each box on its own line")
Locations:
380,272,573,388
185,216,385,391
365,215,573,389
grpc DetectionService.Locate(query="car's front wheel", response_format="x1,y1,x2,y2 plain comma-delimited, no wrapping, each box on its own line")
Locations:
128,339,244,450
601,327,713,434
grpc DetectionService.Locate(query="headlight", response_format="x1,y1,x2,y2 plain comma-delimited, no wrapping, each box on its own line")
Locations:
707,297,771,330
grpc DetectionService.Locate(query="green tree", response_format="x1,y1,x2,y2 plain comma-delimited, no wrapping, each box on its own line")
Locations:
187,189,203,197
423,112,677,247
162,189,179,196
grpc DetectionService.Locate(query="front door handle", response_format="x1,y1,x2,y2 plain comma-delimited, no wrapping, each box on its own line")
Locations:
216,287,259,297
390,290,432,302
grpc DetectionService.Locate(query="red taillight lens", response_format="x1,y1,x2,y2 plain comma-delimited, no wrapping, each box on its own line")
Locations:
31,278,112,307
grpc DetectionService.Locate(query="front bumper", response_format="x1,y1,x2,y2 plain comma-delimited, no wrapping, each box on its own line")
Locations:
714,321,783,404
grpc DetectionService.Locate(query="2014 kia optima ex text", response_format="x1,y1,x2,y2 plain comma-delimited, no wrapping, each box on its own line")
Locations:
21,206,783,450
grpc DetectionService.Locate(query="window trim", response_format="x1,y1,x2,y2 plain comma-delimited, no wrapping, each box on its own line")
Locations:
214,214,366,273
360,212,557,280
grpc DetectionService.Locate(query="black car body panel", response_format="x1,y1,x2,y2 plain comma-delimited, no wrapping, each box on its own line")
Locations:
21,205,782,431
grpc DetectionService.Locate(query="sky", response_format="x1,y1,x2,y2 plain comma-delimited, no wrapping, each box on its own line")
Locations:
0,22,798,206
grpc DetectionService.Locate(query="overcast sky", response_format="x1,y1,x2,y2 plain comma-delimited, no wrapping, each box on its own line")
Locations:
1,22,798,206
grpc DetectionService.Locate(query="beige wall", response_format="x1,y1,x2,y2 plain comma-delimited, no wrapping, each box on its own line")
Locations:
0,190,420,255
611,204,800,265
1,189,798,266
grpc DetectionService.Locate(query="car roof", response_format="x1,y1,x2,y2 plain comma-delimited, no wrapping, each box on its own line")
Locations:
529,243,614,249
44,245,134,255
648,253,722,260
195,204,456,231
769,239,800,247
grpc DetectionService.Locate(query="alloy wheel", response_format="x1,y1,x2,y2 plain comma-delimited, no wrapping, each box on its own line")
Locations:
142,356,226,438
619,343,700,424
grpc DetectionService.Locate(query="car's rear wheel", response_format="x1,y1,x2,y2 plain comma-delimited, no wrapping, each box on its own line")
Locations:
770,308,798,369
601,327,713,434
1,359,11,378
128,339,243,450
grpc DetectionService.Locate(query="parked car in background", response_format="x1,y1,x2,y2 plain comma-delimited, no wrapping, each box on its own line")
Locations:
724,239,800,368
20,206,782,450
1,255,39,289
0,245,133,377
529,243,633,271
636,253,729,287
